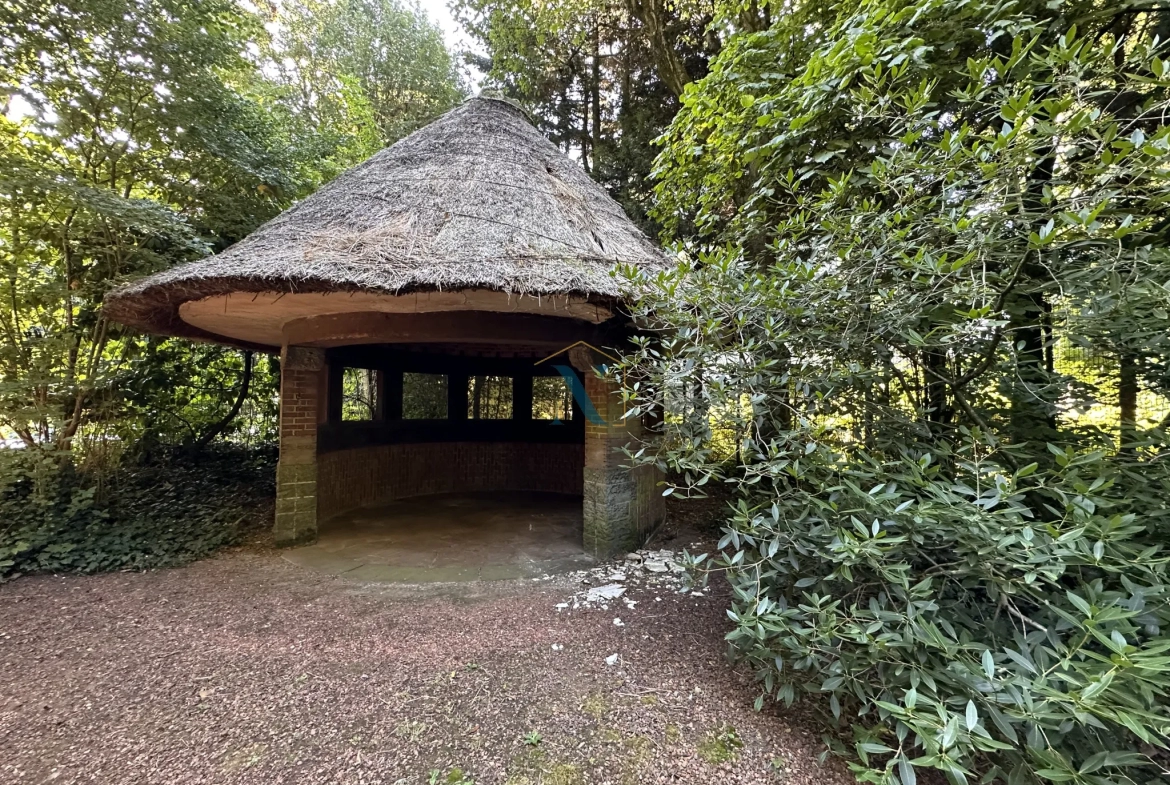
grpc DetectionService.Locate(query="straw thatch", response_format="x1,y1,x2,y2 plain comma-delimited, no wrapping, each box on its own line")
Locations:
103,97,671,344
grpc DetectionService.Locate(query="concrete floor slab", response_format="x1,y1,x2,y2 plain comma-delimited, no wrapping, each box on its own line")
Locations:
282,491,594,582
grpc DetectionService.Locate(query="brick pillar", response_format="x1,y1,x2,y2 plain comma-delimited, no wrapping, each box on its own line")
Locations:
274,346,325,546
580,365,665,559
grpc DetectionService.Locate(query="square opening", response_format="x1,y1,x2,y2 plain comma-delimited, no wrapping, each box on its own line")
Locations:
532,375,574,421
468,375,512,419
342,368,377,421
403,372,448,419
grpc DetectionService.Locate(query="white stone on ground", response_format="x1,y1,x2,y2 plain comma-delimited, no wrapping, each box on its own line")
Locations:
586,584,625,603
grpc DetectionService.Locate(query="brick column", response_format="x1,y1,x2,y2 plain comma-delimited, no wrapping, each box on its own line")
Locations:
580,364,665,559
274,346,325,546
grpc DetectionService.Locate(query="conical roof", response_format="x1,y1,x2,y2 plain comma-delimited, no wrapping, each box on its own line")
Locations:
103,97,670,347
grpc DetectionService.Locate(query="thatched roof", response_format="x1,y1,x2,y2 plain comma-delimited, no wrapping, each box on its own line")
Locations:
103,97,670,346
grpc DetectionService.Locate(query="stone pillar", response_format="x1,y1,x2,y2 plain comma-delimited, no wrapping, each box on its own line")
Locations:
578,357,665,559
274,346,325,546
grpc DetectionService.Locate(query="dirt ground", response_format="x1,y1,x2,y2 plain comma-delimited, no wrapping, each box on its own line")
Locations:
0,521,855,785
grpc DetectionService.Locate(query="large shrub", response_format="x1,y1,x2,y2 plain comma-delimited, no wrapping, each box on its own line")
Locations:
621,1,1170,782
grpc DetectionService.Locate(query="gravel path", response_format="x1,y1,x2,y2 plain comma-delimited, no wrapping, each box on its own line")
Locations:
0,549,854,785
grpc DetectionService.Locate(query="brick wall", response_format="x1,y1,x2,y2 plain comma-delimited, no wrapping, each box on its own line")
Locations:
318,442,584,522
274,347,325,546
275,345,663,559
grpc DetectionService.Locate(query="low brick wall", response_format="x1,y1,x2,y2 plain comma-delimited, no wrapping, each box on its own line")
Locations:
317,442,584,521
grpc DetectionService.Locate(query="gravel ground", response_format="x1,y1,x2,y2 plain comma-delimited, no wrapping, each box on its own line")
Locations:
0,548,855,785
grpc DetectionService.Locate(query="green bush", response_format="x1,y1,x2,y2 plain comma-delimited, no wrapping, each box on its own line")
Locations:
715,438,1170,785
620,0,1170,782
622,261,1170,785
0,446,274,579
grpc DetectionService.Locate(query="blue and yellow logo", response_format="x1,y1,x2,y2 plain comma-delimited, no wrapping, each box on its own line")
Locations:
535,341,619,425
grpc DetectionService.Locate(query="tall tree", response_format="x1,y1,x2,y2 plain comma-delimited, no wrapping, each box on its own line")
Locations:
454,0,713,227
653,0,1170,447
0,0,466,452
0,0,303,450
271,0,465,174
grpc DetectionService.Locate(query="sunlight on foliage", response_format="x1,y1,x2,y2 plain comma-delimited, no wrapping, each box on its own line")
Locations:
621,2,1170,783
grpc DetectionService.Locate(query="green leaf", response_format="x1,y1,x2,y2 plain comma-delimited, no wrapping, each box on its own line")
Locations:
899,756,917,785
1067,592,1092,618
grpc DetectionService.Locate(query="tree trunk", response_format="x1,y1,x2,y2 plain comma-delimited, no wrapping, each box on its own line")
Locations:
620,23,631,118
924,348,952,437
581,75,591,173
592,23,602,172
737,0,770,34
192,351,253,452
1119,351,1138,452
624,0,691,97
1008,141,1058,446
1007,291,1057,445
557,86,571,153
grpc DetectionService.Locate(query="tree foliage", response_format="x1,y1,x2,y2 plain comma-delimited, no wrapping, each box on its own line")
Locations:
620,0,1170,782
454,0,715,225
0,0,463,575
271,0,465,175
0,0,462,455
0,0,292,450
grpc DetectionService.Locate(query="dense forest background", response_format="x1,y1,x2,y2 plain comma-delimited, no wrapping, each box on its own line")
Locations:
6,0,1170,782
1,0,462,456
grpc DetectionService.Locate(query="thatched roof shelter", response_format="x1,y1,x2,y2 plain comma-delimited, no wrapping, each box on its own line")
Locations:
102,96,669,560
103,96,669,349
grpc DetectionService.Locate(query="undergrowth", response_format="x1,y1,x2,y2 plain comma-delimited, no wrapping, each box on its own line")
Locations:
0,445,275,580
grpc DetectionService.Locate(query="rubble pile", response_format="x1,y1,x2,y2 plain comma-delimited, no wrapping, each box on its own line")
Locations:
553,545,707,612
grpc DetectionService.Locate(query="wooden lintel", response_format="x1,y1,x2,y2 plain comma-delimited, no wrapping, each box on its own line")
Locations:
282,311,602,349
325,347,591,376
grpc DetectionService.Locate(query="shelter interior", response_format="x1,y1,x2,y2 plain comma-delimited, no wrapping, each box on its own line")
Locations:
272,309,665,560
318,343,586,518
